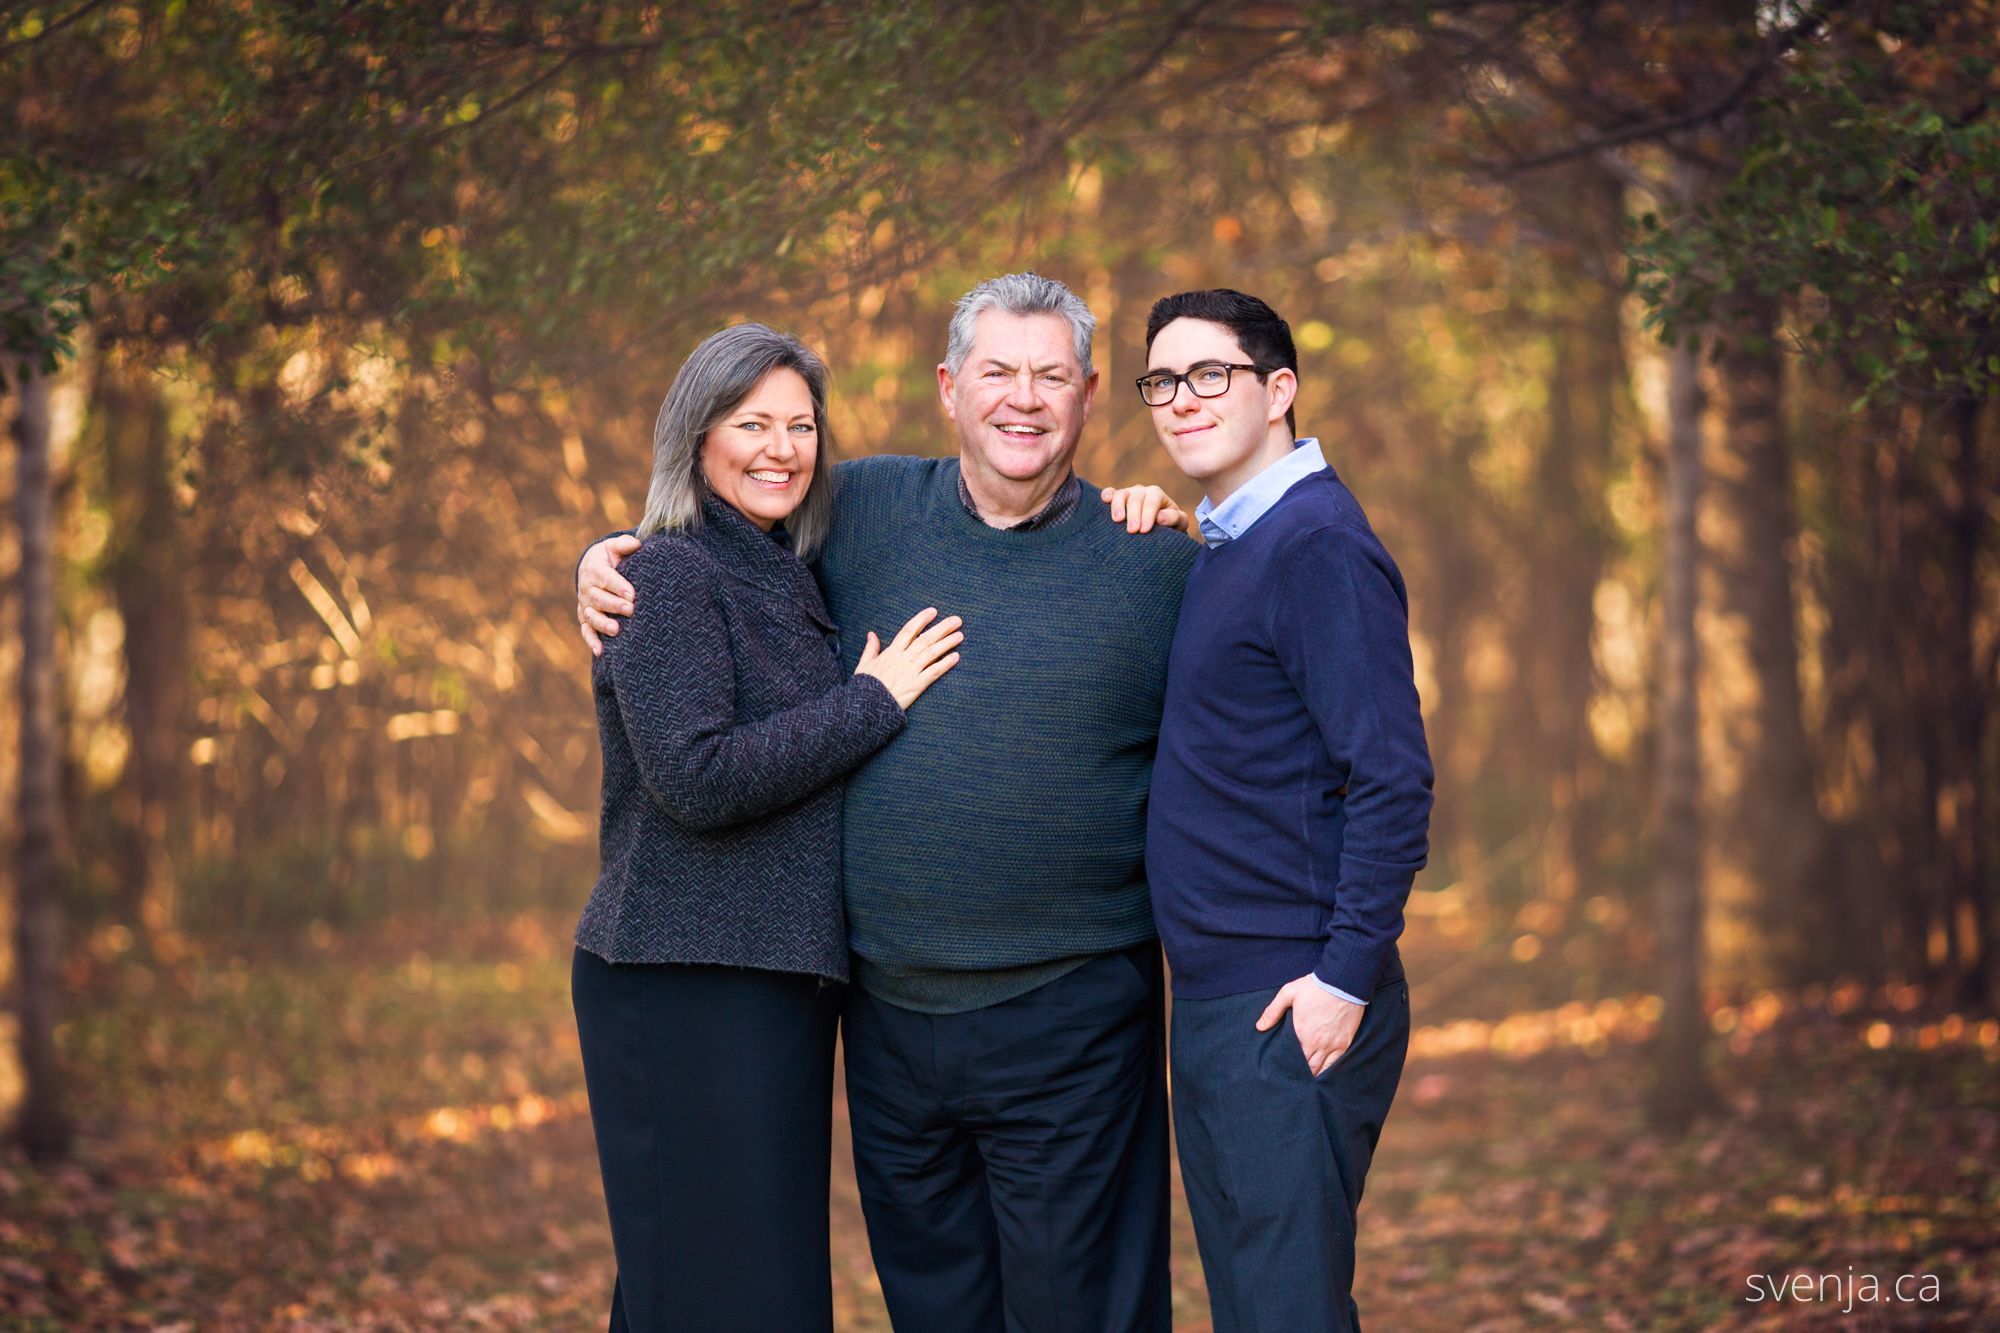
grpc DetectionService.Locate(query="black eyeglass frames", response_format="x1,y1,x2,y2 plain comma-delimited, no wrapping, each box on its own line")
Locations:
1134,362,1270,406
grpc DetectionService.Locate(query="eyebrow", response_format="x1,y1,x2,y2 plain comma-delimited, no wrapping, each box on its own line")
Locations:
1142,357,1233,377
979,357,1072,375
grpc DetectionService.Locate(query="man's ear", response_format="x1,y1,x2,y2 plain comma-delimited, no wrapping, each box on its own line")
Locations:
936,362,959,421
1079,368,1100,420
1266,367,1298,427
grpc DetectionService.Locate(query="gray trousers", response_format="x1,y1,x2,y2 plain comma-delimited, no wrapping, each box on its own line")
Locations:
1170,978,1410,1333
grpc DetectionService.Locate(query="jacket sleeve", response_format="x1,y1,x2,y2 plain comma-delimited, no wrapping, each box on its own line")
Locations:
600,540,906,832
1269,522,1435,1000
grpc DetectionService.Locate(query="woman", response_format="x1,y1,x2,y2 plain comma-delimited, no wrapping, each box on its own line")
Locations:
571,322,961,1332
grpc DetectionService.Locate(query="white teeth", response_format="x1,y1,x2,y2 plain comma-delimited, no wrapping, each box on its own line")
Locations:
747,470,791,483
997,425,1043,435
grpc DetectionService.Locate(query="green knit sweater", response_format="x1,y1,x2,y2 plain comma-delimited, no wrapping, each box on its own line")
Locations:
817,456,1195,1012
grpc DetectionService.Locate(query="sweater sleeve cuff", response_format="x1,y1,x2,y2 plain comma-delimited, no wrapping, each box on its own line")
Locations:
848,671,908,733
576,528,635,591
1311,974,1368,1006
1315,927,1397,1003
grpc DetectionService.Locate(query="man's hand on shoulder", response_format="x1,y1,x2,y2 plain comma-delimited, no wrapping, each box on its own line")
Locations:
1256,974,1365,1078
577,534,641,656
1101,484,1189,535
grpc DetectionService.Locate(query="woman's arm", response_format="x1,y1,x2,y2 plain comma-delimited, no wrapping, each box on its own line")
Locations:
602,541,907,832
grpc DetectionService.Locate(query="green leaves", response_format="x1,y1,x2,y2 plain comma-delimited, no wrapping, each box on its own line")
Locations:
1630,0,2000,405
2,1,1164,479
8,2,1146,373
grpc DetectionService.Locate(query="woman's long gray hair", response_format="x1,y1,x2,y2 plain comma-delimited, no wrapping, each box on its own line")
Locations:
636,322,837,557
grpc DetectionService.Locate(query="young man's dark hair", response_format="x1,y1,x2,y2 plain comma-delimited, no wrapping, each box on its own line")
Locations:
1144,288,1300,437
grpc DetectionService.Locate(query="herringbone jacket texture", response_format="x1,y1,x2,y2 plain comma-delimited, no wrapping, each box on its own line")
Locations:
575,496,905,980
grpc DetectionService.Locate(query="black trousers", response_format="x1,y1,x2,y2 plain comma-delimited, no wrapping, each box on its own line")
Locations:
571,947,841,1333
842,942,1174,1333
1170,978,1410,1333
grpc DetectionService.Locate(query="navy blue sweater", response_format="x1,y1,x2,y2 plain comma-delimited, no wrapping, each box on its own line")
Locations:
1146,468,1433,1000
816,457,1196,1007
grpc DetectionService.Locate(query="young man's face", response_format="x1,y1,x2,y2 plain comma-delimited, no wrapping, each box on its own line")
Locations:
940,310,1097,484
1144,317,1283,490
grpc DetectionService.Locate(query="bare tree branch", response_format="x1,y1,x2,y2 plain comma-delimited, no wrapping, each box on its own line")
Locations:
1471,0,1850,174
0,0,113,61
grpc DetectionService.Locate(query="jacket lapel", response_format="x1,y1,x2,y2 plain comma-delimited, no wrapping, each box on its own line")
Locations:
697,496,836,633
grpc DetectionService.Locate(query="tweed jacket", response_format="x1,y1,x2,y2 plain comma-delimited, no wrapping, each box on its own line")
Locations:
575,496,905,980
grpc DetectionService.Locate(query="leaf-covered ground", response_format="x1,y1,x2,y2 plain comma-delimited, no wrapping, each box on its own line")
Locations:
4,913,1996,1330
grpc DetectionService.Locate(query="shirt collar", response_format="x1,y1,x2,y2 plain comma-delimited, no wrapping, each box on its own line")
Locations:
957,466,1081,531
1195,439,1327,547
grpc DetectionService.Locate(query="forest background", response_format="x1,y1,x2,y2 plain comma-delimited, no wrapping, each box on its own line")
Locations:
3,1,1997,1328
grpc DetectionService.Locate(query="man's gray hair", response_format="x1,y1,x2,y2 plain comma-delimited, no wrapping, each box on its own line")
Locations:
636,322,836,557
944,272,1096,378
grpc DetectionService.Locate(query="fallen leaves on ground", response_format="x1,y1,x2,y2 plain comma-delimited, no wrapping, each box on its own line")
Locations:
4,914,1996,1330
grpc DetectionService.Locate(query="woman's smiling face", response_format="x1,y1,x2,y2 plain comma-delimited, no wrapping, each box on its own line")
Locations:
700,366,818,531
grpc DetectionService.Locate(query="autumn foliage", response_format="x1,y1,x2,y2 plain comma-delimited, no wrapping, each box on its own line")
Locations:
4,1,1997,1327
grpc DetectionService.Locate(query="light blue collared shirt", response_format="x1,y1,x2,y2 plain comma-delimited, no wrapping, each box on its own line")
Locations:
1195,438,1330,548
1192,438,1369,1009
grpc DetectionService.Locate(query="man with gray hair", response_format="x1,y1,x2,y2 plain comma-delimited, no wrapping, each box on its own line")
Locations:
576,273,1194,1330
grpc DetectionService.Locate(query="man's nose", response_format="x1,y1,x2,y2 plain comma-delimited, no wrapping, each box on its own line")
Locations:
1171,379,1201,412
1005,370,1043,408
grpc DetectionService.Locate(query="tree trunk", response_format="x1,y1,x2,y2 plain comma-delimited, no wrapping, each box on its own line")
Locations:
99,366,186,935
1651,229,1717,1129
1098,168,1178,487
1520,164,1625,910
1648,135,1728,1128
1711,292,1832,982
1802,369,1894,982
10,361,70,1160
1649,0,1762,1131
1874,405,1941,984
1938,396,1991,1005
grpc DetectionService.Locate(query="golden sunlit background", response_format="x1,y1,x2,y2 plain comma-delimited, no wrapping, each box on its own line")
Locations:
4,2,1997,1328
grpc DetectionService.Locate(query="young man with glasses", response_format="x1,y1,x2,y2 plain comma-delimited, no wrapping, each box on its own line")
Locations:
1138,288,1433,1333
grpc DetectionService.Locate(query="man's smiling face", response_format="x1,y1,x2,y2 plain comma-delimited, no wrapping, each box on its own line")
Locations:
940,309,1096,484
